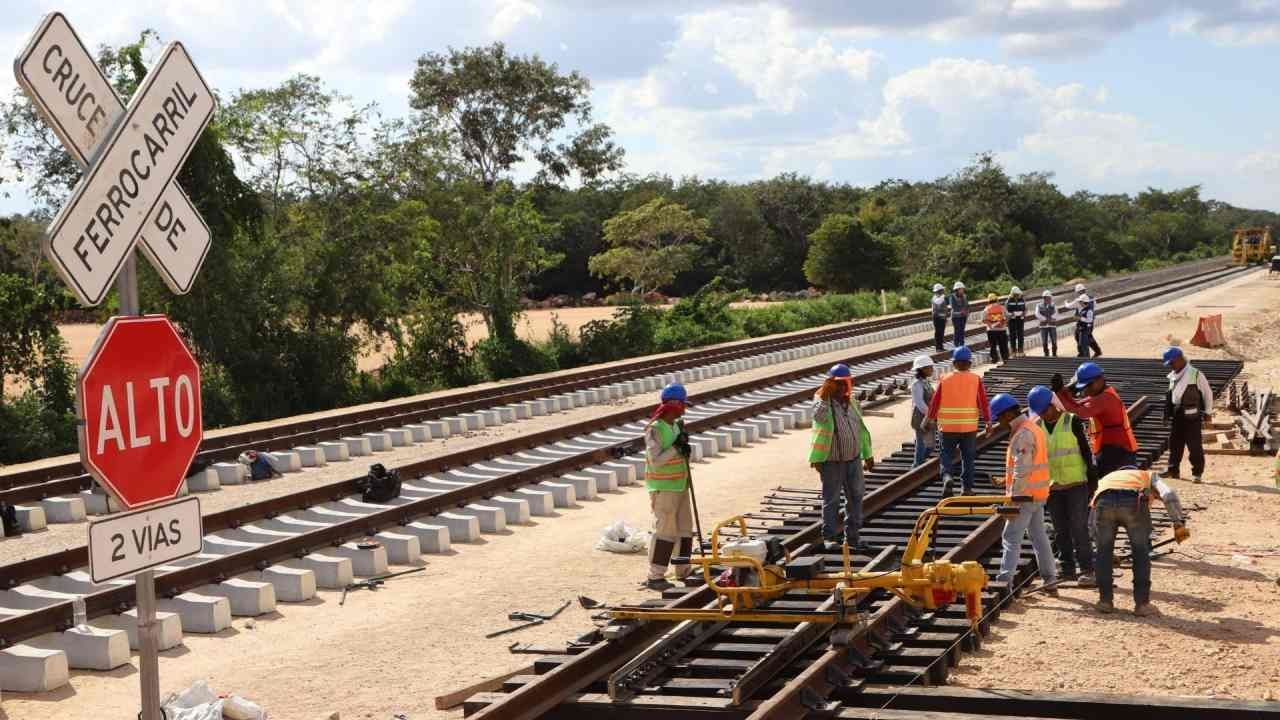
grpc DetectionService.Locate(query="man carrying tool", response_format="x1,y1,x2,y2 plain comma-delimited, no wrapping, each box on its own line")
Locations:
1067,284,1102,358
1028,385,1096,587
1162,346,1213,484
1092,466,1190,616
1052,361,1138,495
990,392,1058,595
810,363,875,553
644,383,695,591
927,346,991,497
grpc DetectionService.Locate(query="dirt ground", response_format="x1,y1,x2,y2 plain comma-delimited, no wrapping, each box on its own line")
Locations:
9,270,1278,718
953,269,1280,702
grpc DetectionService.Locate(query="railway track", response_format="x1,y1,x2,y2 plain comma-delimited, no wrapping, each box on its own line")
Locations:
0,263,1252,695
461,357,1260,720
0,257,1234,514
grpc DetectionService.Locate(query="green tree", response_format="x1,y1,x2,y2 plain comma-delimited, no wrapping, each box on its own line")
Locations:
409,42,623,188
589,198,709,295
803,213,898,292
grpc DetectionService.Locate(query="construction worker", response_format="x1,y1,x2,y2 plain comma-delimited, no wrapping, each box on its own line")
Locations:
982,292,1009,364
810,364,875,552
990,392,1057,595
910,355,936,467
1067,284,1102,358
644,383,694,590
1028,385,1096,587
950,281,969,348
1035,290,1058,357
1006,286,1026,357
1163,346,1213,483
931,283,950,352
1052,362,1139,495
926,346,991,496
1092,466,1189,616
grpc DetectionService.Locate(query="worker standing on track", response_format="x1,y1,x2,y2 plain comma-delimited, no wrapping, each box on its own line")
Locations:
810,364,875,553
927,346,991,497
644,383,695,591
1052,362,1139,495
1028,385,1096,588
990,392,1058,596
1162,347,1213,484
1006,286,1027,358
983,293,1009,364
931,283,950,352
1092,466,1189,616
950,281,969,348
1035,290,1058,357
1068,284,1102,358
910,355,937,467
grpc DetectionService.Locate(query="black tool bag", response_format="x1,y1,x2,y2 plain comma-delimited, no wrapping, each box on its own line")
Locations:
362,463,402,503
1,502,21,538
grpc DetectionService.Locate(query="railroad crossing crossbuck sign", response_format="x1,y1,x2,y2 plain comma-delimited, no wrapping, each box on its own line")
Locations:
16,11,216,305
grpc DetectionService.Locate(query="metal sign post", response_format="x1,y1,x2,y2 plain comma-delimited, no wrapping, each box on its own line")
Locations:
15,13,216,719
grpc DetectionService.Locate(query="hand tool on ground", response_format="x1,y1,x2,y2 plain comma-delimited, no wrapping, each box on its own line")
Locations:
339,566,426,606
507,599,570,622
485,618,543,638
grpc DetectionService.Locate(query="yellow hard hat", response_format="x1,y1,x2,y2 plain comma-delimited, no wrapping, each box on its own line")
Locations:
987,293,998,301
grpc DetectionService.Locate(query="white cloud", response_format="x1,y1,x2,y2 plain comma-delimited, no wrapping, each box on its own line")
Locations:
490,0,543,38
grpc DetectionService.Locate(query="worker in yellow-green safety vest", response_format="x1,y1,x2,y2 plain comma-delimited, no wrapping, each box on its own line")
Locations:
991,391,1058,595
1028,385,1096,588
810,364,875,554
644,383,694,591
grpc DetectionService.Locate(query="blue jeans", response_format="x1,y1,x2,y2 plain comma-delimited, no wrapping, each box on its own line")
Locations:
1093,490,1152,605
998,501,1057,584
818,460,864,544
913,427,936,467
953,316,967,347
939,432,977,492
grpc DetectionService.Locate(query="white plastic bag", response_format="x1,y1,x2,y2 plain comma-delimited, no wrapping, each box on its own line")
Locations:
161,680,223,720
223,695,267,720
595,520,651,554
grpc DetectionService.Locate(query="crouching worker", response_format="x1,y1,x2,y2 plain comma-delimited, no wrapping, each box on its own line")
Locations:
645,383,695,591
811,363,875,554
991,392,1058,595
1092,466,1190,616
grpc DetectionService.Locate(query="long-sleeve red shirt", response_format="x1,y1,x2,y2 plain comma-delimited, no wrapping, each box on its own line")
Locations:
926,371,992,425
1055,386,1129,449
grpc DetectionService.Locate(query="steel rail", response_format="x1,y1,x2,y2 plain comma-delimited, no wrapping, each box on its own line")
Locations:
0,257,1234,497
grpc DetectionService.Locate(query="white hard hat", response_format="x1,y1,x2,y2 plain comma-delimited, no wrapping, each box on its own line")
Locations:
1042,289,1052,297
1074,283,1086,293
932,283,945,292
953,281,966,290
1010,286,1022,295
912,355,933,371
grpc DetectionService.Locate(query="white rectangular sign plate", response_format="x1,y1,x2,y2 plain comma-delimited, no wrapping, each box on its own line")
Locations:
41,41,215,305
88,495,202,584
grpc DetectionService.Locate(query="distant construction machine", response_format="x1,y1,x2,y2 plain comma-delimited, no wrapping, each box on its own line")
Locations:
1232,226,1274,265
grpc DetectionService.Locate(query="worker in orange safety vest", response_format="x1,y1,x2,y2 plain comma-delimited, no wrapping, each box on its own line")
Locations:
926,346,991,496
990,392,1058,595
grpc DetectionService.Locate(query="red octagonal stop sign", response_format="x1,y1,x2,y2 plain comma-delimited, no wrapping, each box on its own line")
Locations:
77,315,202,509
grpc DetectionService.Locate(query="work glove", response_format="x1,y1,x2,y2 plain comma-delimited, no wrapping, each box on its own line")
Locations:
1050,373,1065,392
675,438,692,458
1173,524,1191,543
676,430,690,446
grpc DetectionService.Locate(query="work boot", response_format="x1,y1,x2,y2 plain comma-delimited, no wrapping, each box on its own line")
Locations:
853,541,876,556
1094,599,1114,614
941,475,954,497
823,540,844,553
1192,475,1203,484
1077,573,1097,588
645,578,674,591
1134,603,1159,617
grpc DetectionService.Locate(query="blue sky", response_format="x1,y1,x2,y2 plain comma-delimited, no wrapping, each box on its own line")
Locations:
2,0,1278,212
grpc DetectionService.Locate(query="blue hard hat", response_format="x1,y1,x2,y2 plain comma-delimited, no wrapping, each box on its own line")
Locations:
1027,385,1054,415
952,346,973,363
989,393,1019,418
1074,361,1104,388
660,383,687,402
827,363,852,378
1162,347,1183,366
